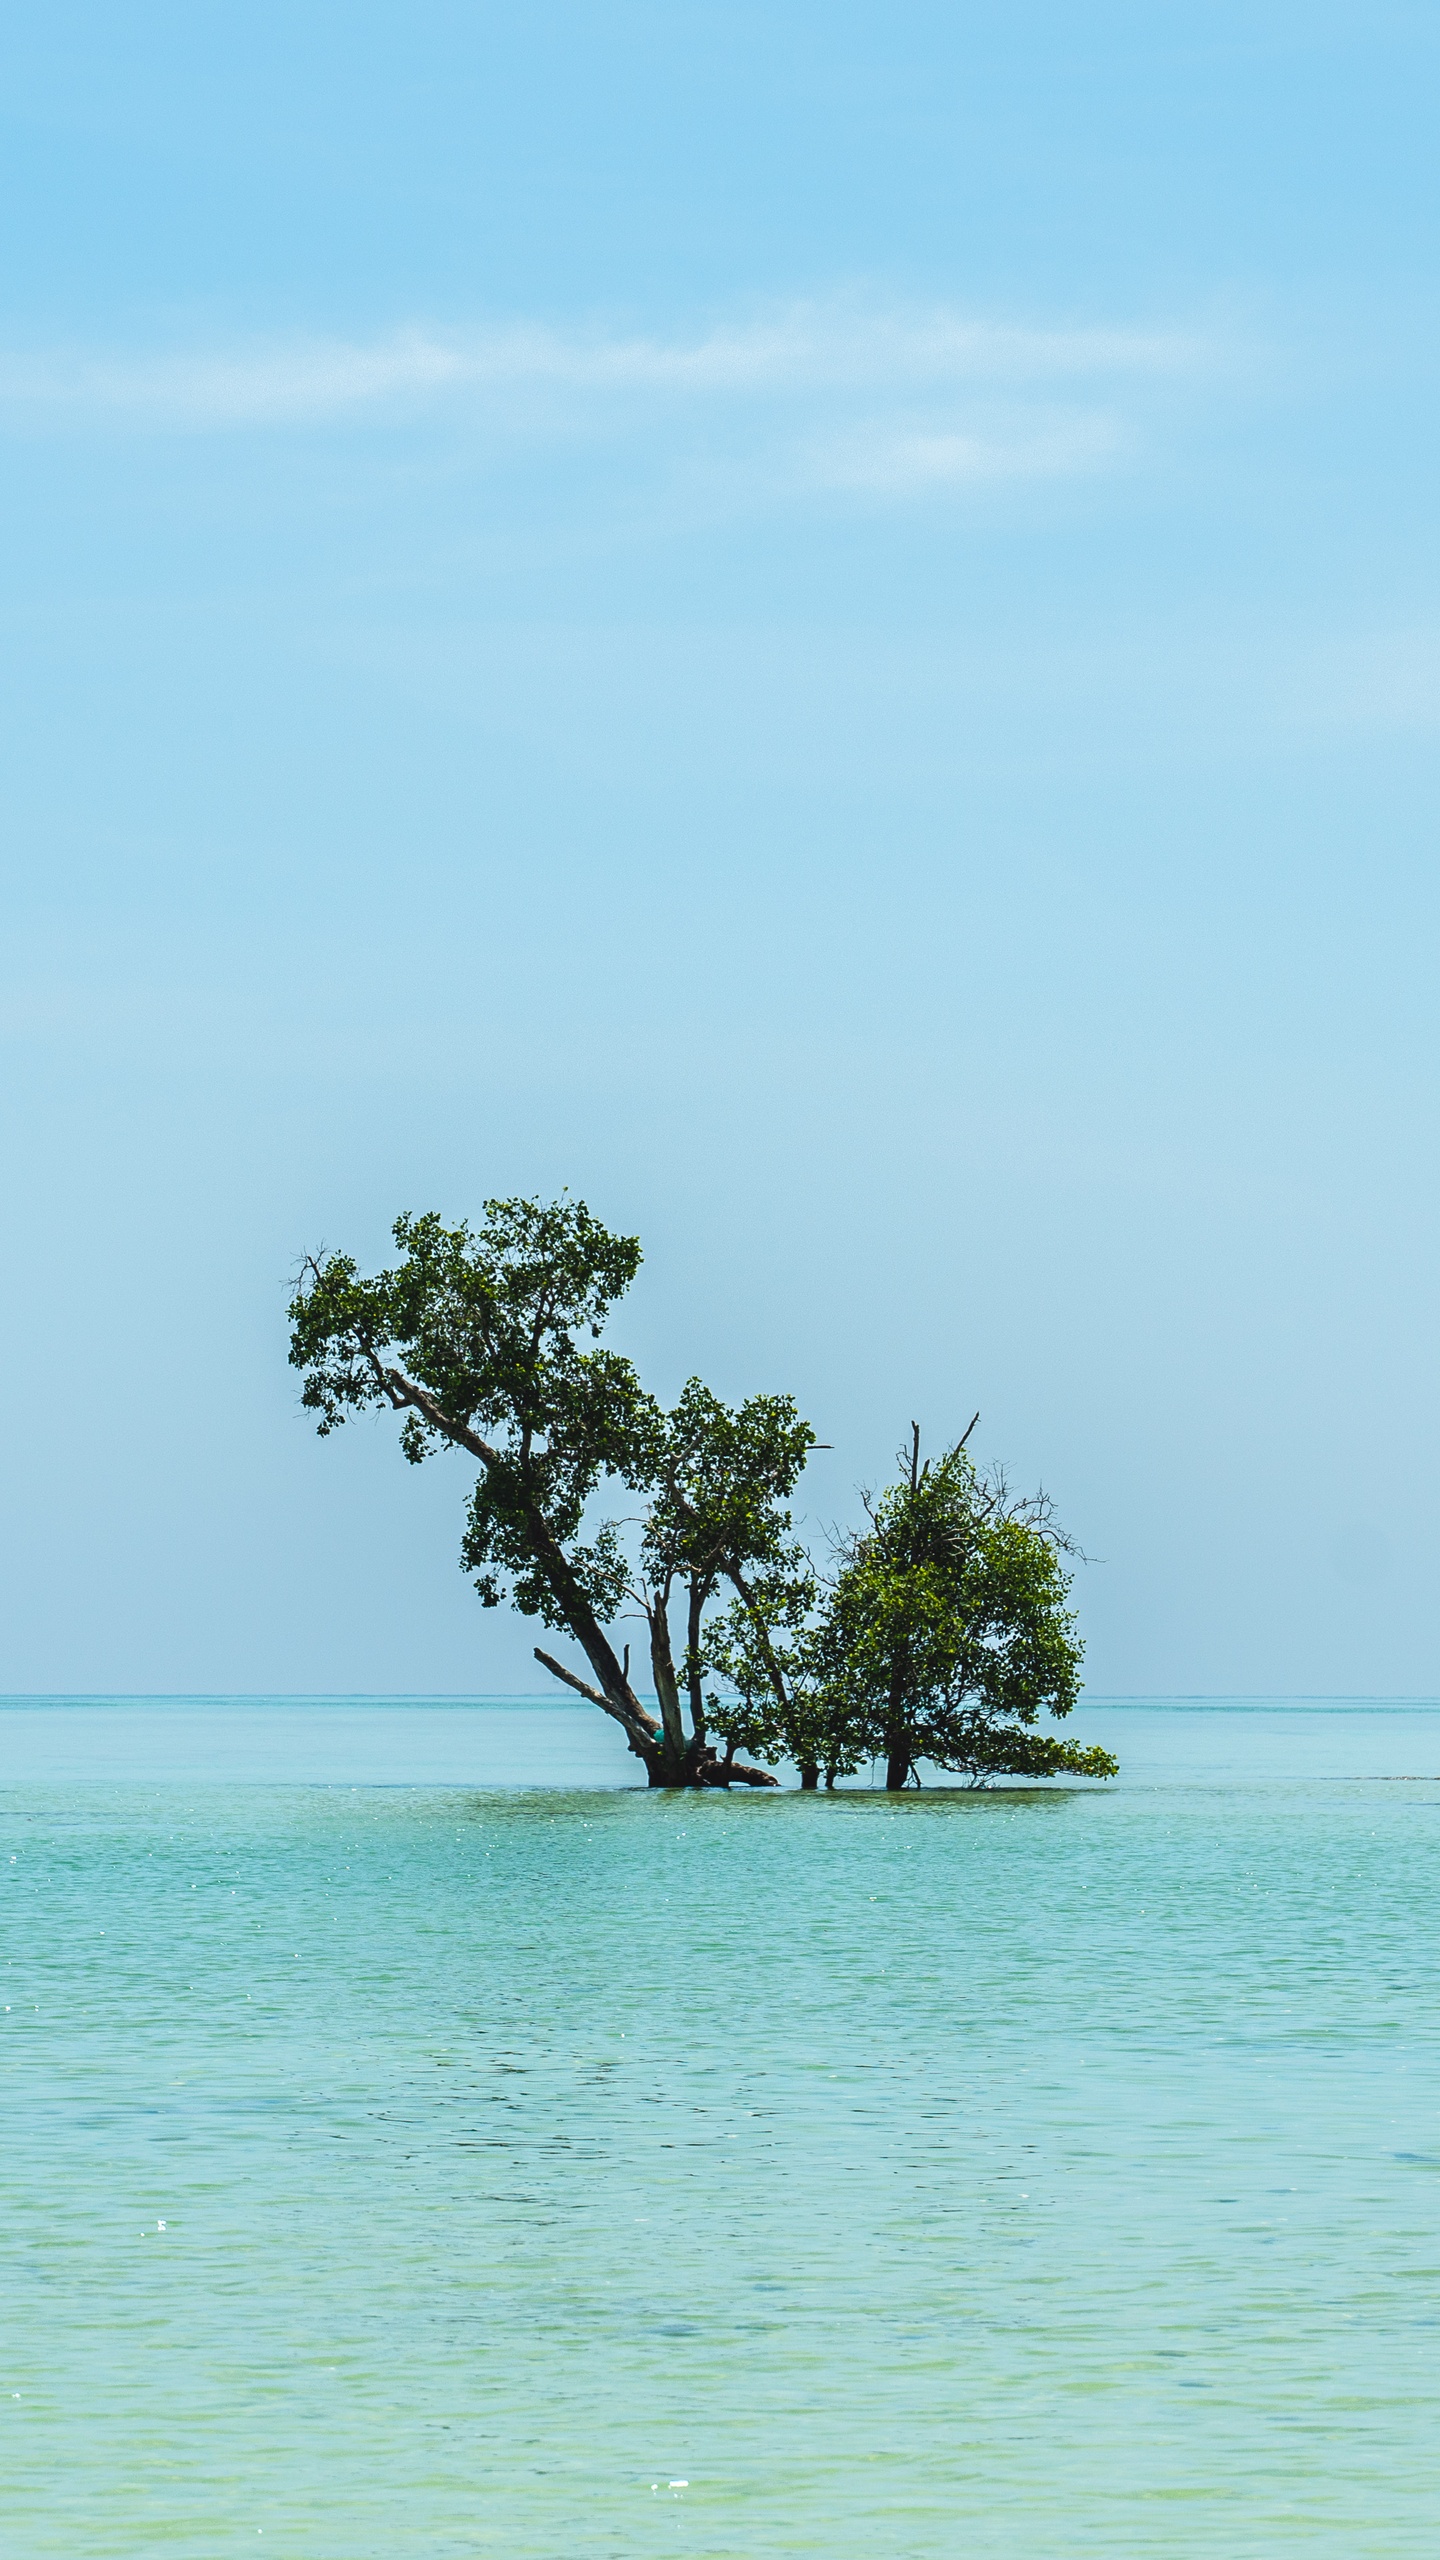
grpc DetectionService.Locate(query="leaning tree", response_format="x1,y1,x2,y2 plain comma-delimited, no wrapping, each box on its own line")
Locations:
288,1195,813,1787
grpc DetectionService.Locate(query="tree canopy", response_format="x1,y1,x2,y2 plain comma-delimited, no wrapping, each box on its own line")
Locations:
802,1428,1116,1790
289,1196,1116,1793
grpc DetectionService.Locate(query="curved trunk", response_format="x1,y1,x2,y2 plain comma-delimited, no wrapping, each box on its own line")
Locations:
648,1594,690,1785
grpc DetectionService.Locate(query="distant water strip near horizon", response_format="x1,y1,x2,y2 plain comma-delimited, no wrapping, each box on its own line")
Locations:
4,1692,1440,1786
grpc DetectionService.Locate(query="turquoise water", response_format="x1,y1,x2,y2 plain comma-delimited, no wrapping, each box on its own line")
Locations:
5,1703,1440,2557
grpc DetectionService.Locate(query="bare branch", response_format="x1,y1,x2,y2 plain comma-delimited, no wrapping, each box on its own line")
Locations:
533,1648,658,1747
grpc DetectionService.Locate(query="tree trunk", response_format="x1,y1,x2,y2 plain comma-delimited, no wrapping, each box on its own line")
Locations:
798,1763,819,1790
648,1596,690,1785
685,1578,709,1745
884,1643,911,1792
692,1746,778,1789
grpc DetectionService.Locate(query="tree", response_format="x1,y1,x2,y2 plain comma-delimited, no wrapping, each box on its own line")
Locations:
814,1426,1117,1791
289,1200,1113,1796
633,1377,816,1780
287,1196,812,1788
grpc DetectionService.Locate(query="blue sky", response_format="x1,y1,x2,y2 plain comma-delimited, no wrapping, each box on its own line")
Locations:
3,2,1438,1695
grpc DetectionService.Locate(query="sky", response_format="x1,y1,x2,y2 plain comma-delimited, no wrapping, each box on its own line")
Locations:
2,1,1439,1698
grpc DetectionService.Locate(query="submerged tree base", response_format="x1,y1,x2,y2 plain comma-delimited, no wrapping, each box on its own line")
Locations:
643,1739,778,1789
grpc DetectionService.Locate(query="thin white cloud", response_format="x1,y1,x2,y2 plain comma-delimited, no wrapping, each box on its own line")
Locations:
0,297,1221,505
0,331,470,427
0,299,1209,425
814,413,1128,494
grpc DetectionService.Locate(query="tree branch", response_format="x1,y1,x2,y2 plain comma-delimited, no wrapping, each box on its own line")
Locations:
361,1350,505,1469
727,1563,794,1719
534,1648,658,1751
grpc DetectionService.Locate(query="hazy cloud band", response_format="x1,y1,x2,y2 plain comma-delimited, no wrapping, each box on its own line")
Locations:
0,298,1219,497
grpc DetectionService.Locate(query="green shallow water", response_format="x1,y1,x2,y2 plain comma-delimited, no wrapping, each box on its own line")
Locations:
5,1709,1440,2556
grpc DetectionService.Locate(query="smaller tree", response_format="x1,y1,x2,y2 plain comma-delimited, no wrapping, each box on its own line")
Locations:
624,1378,816,1782
815,1427,1117,1791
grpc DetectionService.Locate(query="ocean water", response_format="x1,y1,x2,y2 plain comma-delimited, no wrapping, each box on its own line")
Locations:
5,1700,1440,2558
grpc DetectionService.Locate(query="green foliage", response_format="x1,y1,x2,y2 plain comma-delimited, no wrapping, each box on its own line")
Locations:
617,1377,813,1769
289,1197,656,1636
705,1435,1115,1790
817,1439,1111,1788
643,1378,814,1600
704,1553,828,1773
